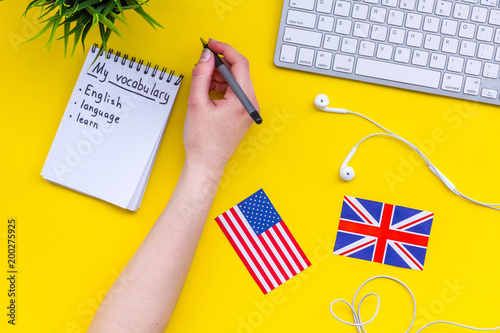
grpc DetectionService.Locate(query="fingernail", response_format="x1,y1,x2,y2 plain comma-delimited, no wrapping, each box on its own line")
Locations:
199,48,211,63
209,38,218,42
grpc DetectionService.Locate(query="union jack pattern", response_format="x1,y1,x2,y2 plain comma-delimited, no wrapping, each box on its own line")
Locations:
333,196,434,270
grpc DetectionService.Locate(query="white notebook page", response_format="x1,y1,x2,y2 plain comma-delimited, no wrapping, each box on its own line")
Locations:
41,47,182,210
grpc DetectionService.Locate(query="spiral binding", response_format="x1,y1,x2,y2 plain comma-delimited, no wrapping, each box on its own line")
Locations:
91,44,184,85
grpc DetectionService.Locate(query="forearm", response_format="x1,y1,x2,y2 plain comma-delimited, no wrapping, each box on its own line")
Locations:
88,161,223,333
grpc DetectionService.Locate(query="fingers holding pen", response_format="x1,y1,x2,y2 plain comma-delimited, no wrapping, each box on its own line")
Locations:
209,79,228,93
207,39,259,113
208,39,251,83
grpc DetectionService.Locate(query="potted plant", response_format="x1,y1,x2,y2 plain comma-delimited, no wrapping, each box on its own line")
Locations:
20,0,162,56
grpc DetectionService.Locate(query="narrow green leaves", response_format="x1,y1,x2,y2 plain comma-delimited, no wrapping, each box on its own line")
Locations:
22,0,163,56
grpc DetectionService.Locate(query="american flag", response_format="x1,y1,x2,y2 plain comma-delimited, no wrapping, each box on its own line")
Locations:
215,189,311,294
333,196,434,270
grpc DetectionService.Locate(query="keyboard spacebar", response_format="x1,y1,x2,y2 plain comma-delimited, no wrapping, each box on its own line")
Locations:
355,58,441,89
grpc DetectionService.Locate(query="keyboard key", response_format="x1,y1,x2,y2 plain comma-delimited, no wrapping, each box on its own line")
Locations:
481,0,498,6
298,47,315,66
442,37,459,53
315,51,333,69
496,47,500,61
407,31,424,47
447,56,464,72
287,10,317,29
460,40,477,56
395,47,412,62
465,59,482,75
423,16,440,32
317,0,334,13
441,19,458,35
355,58,441,88
352,3,370,19
477,25,494,41
453,4,471,19
495,29,500,43
359,40,376,56
412,50,429,66
458,22,476,38
371,24,388,41
429,53,447,69
471,6,488,22
424,34,441,50
341,37,358,53
464,77,481,95
283,27,322,47
280,44,297,63
318,15,335,31
477,43,494,59
290,0,315,10
417,0,435,13
376,43,394,59
389,28,406,44
324,34,340,50
370,7,387,22
333,54,355,73
388,9,405,25
406,13,423,28
382,0,398,7
334,1,352,16
489,9,500,26
442,73,464,92
335,19,353,34
483,62,500,78
481,88,498,99
400,0,417,10
354,22,370,38
435,1,452,16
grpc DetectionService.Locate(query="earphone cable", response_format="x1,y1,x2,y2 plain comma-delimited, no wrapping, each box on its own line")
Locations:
330,275,500,333
347,113,500,211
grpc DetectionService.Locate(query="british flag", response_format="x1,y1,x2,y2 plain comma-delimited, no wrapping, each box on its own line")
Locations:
333,196,434,271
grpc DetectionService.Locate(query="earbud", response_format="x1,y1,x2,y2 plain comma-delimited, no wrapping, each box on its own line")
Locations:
317,92,500,210
340,166,355,182
314,94,348,114
340,147,357,181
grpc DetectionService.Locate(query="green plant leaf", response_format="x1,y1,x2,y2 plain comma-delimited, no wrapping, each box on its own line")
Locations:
45,13,61,51
81,19,93,52
97,13,123,38
63,19,70,57
114,0,124,19
22,0,163,56
22,15,58,44
71,15,86,56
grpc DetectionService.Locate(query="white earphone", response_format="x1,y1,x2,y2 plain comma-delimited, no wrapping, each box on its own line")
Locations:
330,275,500,332
315,94,500,211
339,147,356,182
314,94,348,114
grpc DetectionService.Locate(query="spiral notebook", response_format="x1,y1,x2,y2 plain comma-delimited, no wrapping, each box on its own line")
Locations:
41,45,183,211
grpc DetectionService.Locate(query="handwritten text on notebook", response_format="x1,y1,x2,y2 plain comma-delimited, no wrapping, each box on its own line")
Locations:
41,46,182,210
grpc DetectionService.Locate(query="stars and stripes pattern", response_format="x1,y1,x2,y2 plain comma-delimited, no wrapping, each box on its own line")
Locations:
215,189,311,294
333,196,434,270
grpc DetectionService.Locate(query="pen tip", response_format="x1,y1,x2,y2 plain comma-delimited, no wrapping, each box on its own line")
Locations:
250,111,262,125
200,38,208,46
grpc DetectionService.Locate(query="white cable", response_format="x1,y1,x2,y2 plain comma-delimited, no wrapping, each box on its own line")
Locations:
330,275,500,333
347,111,398,137
345,112,500,211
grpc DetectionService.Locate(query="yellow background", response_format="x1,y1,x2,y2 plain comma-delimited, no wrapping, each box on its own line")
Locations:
1,1,500,332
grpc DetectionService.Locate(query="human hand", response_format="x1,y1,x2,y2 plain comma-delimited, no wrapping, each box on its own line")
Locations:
183,39,259,174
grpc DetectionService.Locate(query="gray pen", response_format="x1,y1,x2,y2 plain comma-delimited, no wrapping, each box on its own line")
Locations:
200,38,262,125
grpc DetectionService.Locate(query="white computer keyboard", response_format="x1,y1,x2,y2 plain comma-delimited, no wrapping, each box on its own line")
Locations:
274,0,500,106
